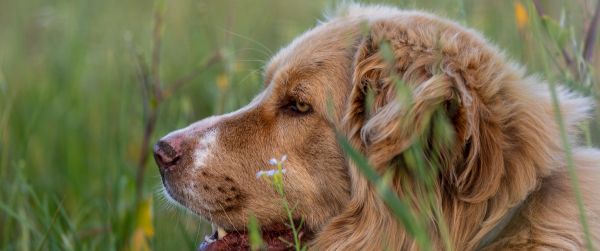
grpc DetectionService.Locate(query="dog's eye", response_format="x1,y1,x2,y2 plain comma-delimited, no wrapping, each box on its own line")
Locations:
288,101,312,114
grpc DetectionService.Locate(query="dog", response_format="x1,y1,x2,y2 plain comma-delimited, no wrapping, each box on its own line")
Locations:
154,4,600,250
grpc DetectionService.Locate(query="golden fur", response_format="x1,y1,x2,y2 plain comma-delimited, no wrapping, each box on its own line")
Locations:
158,4,600,250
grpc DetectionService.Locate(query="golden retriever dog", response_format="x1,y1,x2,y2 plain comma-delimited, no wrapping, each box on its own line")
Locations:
153,4,600,250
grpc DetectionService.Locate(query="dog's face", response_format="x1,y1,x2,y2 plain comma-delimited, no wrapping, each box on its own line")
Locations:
154,20,362,246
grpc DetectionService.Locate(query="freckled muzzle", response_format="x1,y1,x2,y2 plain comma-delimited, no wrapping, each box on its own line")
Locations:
153,116,223,211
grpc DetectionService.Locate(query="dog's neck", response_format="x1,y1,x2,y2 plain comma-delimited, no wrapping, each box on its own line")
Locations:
312,174,535,251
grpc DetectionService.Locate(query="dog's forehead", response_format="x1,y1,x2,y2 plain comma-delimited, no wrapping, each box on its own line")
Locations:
264,20,362,86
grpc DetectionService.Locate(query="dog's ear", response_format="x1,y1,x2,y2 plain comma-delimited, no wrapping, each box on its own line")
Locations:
343,24,504,203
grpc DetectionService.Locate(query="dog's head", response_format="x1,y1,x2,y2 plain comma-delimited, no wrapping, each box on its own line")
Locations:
154,7,483,248
154,4,572,250
153,14,366,248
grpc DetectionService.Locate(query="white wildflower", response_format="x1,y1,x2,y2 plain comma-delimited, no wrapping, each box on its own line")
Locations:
257,155,288,179
269,158,278,165
256,168,287,179
269,155,287,166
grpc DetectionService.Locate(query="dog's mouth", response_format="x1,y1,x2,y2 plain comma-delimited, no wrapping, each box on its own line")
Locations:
199,222,313,251
162,181,313,249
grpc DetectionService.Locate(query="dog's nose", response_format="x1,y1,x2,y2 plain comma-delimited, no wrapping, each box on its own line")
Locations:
153,140,181,172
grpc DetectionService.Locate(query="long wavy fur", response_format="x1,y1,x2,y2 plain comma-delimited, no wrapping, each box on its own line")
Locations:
311,5,600,250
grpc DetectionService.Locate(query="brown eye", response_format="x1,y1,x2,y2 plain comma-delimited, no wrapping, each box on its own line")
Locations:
289,101,312,114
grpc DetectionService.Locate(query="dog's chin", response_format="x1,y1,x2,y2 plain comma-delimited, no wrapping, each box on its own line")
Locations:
161,183,314,250
160,182,197,216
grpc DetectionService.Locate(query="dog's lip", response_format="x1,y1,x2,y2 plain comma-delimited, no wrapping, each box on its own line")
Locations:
198,221,313,251
156,161,182,176
161,180,237,215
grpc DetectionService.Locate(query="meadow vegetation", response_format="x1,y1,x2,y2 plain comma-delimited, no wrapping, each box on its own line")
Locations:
1,0,599,250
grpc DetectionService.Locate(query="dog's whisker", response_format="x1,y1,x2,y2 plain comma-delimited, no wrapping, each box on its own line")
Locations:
234,48,273,60
236,68,264,88
220,28,273,55
216,202,240,234
235,59,269,64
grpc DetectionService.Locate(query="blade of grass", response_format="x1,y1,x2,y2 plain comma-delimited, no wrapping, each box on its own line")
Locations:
247,214,263,251
529,2,595,250
548,79,595,251
35,197,64,251
336,134,431,251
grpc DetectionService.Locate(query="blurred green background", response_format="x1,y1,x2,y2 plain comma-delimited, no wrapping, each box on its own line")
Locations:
1,0,598,250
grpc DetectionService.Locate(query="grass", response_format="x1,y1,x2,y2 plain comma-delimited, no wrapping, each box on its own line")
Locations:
0,0,599,250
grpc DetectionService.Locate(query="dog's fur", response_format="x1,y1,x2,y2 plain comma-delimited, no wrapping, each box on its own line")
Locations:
158,4,600,250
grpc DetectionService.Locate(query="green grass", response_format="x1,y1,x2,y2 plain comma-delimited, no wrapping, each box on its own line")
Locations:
0,0,599,250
